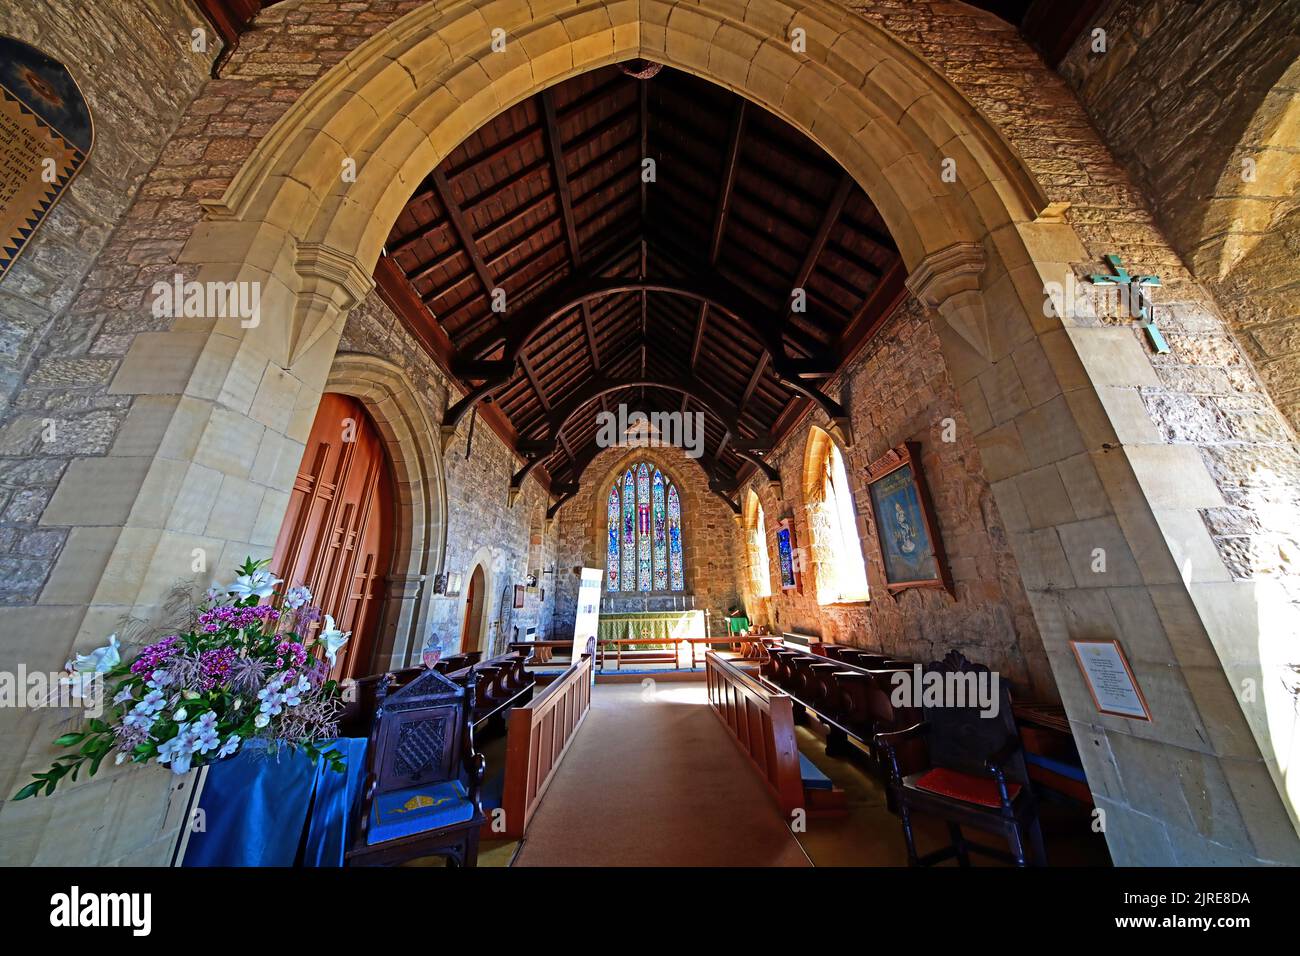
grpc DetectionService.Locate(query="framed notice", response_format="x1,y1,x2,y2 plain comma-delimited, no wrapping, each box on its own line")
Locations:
1070,640,1152,721
0,36,94,280
864,442,952,596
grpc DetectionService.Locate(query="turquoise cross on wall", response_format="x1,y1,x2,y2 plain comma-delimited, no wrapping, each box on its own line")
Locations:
1088,254,1168,353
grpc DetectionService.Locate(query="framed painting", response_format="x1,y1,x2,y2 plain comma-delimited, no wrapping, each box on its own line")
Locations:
863,442,952,596
775,518,802,594
513,584,525,608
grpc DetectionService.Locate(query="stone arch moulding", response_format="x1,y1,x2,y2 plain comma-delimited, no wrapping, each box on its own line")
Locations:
325,353,449,670
458,545,499,655
185,0,1063,379
109,0,1297,862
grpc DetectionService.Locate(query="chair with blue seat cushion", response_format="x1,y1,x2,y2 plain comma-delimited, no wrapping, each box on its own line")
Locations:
369,779,477,844
347,667,486,867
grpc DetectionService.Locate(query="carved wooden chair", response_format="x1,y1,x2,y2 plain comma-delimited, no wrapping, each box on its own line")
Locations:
338,665,425,739
347,668,485,867
875,651,1045,866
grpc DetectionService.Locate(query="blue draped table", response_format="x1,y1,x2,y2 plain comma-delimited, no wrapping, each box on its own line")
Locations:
182,737,367,867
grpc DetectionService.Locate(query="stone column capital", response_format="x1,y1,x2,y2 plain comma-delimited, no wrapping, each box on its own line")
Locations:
287,241,376,365
905,242,994,360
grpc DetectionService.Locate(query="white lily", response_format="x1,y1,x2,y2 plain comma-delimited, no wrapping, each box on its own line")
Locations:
65,634,121,674
227,570,282,600
319,615,351,667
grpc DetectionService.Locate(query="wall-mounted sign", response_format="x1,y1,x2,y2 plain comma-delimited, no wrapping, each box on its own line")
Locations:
863,442,952,596
0,36,93,280
1070,639,1152,721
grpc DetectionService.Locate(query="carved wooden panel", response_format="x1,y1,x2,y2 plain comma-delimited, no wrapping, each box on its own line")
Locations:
271,392,395,679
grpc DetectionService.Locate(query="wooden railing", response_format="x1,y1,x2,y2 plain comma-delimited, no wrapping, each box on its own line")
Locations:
705,651,803,815
500,653,594,839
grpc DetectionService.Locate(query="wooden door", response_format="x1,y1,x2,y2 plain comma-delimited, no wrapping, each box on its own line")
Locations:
271,393,395,680
461,565,485,652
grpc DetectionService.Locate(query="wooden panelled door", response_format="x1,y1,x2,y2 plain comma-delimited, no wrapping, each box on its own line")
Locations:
461,565,485,653
271,393,395,680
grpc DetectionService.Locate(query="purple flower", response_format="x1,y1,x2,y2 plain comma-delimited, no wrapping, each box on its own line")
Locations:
130,636,181,676
199,646,237,690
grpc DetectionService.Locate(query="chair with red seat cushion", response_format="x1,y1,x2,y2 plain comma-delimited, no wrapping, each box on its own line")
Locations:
874,650,1046,867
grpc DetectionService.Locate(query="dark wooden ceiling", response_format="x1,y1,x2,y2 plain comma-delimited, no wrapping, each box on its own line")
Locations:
376,64,908,511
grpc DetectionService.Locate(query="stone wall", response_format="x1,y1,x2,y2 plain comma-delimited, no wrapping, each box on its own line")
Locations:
0,0,216,603
849,0,1300,864
552,446,744,640
738,298,1054,700
1059,0,1300,427
2,0,1298,867
340,293,557,657
0,1,423,610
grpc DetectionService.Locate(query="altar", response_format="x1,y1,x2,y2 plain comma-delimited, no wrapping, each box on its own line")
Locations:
596,609,706,645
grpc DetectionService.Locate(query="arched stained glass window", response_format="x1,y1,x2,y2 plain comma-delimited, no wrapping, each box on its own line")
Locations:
652,470,667,590
621,469,636,589
606,486,620,590
605,463,685,592
636,464,651,591
668,483,683,591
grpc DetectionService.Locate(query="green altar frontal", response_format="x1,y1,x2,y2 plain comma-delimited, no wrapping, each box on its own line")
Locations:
597,609,706,645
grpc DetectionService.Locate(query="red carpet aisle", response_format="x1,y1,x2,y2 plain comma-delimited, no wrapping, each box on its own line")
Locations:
512,682,812,866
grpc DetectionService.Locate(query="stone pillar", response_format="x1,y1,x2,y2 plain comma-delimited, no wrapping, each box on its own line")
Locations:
380,571,426,669
804,500,840,607
911,238,1300,865
0,231,373,865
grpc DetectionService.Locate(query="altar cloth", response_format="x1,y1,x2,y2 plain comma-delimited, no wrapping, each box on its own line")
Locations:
182,737,367,867
596,609,705,645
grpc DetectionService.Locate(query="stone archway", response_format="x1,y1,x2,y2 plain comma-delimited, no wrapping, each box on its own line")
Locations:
324,353,449,669
20,0,1300,865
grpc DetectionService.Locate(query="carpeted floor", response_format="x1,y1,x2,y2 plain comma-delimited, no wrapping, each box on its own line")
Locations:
512,681,811,867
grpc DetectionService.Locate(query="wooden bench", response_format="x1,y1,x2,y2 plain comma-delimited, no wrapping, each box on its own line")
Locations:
761,643,920,769
596,637,682,670
705,651,845,817
492,651,595,839
445,652,535,731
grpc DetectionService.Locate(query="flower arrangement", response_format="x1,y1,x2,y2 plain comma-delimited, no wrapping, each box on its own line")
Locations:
14,558,350,800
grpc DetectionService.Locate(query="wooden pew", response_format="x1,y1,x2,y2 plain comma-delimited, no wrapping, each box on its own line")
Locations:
444,651,536,731
705,651,845,816
496,652,595,839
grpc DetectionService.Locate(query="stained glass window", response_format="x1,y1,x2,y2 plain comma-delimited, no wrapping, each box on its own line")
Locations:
668,483,683,591
606,485,621,590
636,463,651,591
652,470,667,590
605,462,684,592
621,469,636,590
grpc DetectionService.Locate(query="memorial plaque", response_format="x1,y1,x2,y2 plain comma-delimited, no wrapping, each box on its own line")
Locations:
0,35,93,280
1070,639,1152,721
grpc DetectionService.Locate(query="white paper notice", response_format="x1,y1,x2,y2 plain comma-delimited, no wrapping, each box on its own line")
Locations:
1071,640,1150,720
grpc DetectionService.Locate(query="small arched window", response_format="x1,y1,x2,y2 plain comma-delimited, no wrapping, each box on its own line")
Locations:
746,492,772,598
804,427,869,604
606,463,684,592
